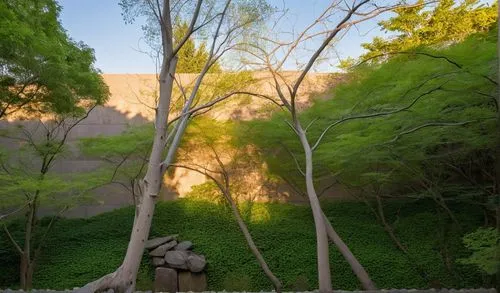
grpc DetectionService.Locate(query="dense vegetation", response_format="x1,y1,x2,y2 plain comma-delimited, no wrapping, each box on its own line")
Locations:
0,0,498,291
0,0,109,289
0,199,489,291
234,27,498,285
359,0,497,62
240,28,497,196
0,0,109,117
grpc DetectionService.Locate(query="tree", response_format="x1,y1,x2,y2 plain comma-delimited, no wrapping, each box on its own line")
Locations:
360,0,497,62
459,227,499,275
0,112,110,289
0,0,108,119
172,117,282,291
173,22,222,73
241,21,497,288
77,1,269,292
240,1,431,291
0,0,109,289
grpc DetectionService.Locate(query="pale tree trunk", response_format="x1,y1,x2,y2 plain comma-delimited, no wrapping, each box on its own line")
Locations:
223,189,282,292
76,56,178,293
296,120,376,291
322,212,376,290
77,0,238,290
295,122,332,293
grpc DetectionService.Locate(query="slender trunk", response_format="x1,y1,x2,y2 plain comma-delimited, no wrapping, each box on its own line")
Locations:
224,189,282,292
433,194,460,228
20,253,30,290
375,194,408,253
322,212,376,290
373,195,429,282
75,117,163,293
118,185,158,291
20,259,34,290
20,197,36,290
19,259,34,290
494,14,500,291
295,123,332,293
76,57,178,293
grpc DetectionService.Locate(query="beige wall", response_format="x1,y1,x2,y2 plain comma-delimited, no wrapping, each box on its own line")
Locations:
1,72,351,218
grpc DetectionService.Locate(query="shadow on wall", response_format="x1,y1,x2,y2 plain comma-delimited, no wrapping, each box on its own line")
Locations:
0,73,353,219
0,105,172,219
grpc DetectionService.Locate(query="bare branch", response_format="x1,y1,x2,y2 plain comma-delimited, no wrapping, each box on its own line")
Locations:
291,0,369,99
172,0,204,56
3,224,23,255
305,118,319,133
311,83,447,151
281,143,305,177
386,118,495,144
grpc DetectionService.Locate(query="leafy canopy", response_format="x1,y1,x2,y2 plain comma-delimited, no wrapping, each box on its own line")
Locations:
239,29,497,196
173,22,221,73
459,227,499,275
359,0,497,62
0,0,109,118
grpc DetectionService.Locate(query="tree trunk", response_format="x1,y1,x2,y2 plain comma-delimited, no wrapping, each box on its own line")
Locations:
494,13,500,292
76,57,178,293
20,198,36,290
322,212,376,290
372,195,429,282
296,123,332,293
20,254,33,290
224,189,282,292
375,194,408,253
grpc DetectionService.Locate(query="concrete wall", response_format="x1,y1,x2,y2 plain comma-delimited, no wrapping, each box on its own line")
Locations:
1,73,351,218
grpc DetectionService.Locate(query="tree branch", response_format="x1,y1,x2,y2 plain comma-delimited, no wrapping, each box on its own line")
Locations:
3,224,23,255
385,118,495,144
172,0,204,56
311,84,446,151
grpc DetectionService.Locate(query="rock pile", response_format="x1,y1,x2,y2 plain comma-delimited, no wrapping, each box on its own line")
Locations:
145,235,207,293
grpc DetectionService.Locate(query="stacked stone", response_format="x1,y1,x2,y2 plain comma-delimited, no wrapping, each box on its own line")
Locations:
145,235,207,293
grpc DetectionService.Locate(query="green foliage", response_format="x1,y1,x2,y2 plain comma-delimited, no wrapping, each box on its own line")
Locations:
238,29,497,202
459,227,499,275
173,22,221,73
223,273,253,291
184,181,223,203
360,0,497,62
0,0,109,118
80,125,154,158
118,0,271,72
78,69,256,190
0,199,486,290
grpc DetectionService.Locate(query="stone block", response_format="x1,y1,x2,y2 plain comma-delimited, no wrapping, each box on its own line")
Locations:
145,235,177,250
154,267,177,293
174,241,193,251
151,257,165,267
187,253,206,272
178,271,207,292
164,250,189,270
149,240,177,257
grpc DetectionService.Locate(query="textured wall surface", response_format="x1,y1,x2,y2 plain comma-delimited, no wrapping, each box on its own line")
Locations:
1,73,348,218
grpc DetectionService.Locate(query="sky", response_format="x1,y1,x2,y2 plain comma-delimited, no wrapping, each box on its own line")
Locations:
56,0,398,74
